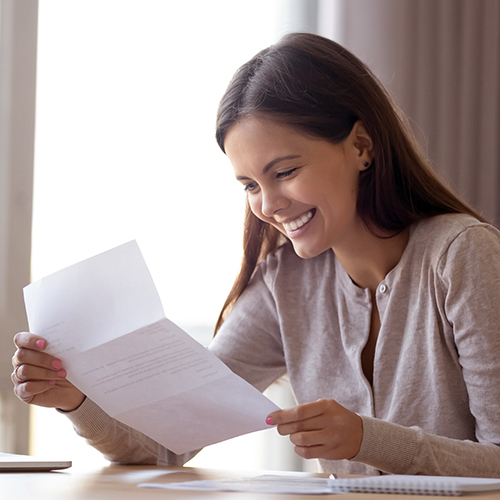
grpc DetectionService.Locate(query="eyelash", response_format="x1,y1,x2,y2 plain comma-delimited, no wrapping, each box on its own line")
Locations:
243,167,300,192
277,167,298,179
243,182,258,192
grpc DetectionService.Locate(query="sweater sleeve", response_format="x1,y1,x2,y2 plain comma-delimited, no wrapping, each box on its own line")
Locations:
355,416,500,476
355,224,500,477
61,397,199,466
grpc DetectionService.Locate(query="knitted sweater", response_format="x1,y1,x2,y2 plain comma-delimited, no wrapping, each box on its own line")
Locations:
65,214,500,476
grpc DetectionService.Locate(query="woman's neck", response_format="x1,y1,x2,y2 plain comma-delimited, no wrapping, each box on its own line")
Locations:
334,225,411,293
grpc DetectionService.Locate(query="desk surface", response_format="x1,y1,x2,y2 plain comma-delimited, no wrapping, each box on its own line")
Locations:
4,464,500,500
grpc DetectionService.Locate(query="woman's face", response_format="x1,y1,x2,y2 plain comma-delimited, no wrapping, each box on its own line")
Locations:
224,117,372,259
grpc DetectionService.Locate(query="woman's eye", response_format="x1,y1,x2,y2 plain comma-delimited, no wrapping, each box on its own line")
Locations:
277,168,298,179
244,182,258,192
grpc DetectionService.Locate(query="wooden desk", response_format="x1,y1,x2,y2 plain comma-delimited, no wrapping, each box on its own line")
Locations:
3,464,500,500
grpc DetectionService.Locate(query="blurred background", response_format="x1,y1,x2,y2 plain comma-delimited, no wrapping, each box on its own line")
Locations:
0,0,498,472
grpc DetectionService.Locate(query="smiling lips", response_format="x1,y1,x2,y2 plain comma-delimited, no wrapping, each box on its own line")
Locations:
282,210,314,233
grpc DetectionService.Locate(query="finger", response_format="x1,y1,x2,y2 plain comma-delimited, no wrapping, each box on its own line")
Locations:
267,400,325,426
289,414,364,461
13,379,56,403
13,363,66,382
293,444,325,460
13,332,47,350
13,347,62,372
289,428,327,447
276,414,325,436
293,438,358,461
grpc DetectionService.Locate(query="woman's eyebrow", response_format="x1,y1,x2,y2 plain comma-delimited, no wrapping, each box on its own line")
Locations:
263,155,301,174
236,155,301,181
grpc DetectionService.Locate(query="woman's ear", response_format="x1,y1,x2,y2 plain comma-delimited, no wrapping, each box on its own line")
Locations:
350,121,374,170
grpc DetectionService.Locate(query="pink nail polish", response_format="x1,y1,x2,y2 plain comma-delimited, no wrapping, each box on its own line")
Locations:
266,416,275,425
57,369,66,378
52,360,62,370
35,340,45,349
49,380,56,386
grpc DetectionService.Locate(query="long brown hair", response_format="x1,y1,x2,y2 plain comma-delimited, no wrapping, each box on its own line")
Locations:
214,32,483,333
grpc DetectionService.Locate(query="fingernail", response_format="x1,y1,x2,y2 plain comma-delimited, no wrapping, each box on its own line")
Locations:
49,380,56,386
35,340,45,349
52,359,62,370
57,369,66,378
266,416,275,425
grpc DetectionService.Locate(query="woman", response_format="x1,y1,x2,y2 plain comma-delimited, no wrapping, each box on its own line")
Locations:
12,33,500,476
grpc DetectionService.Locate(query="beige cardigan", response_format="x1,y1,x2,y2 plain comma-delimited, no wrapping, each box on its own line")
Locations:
65,214,500,477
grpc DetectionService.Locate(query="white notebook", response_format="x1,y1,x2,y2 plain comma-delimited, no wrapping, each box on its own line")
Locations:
329,475,500,496
0,452,71,472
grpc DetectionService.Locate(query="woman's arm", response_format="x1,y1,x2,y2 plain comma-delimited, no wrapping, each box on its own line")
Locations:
61,397,198,466
356,416,500,477
269,402,500,477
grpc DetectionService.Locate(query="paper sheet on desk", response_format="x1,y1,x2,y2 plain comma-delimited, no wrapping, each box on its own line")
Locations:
139,474,336,495
23,241,279,454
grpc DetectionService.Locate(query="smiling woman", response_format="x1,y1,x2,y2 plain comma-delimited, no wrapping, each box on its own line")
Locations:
18,6,500,480
206,33,500,477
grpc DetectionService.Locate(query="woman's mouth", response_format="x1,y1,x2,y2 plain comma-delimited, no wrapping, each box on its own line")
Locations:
282,210,315,233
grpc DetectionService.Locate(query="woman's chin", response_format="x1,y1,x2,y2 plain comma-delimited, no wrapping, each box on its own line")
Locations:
290,242,326,260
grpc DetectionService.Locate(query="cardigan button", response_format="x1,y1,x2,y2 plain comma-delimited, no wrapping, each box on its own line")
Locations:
379,283,387,293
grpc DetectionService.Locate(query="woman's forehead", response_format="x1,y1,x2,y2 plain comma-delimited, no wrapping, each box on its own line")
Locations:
225,118,312,169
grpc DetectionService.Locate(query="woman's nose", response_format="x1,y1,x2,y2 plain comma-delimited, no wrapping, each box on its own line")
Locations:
260,187,288,218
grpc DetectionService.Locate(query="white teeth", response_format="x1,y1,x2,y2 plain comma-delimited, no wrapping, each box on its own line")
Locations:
283,210,313,233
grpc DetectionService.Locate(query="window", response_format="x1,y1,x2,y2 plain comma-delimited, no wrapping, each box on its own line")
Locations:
31,0,306,471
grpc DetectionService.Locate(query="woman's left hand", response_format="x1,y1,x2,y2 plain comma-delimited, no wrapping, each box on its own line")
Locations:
266,399,363,461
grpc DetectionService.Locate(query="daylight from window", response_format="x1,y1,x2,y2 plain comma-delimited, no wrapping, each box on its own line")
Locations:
31,0,296,470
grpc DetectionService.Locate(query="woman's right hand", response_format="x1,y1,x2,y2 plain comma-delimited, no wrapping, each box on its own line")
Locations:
12,332,85,412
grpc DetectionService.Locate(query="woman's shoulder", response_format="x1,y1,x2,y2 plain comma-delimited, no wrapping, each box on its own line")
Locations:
414,213,497,243
415,212,486,233
411,213,500,265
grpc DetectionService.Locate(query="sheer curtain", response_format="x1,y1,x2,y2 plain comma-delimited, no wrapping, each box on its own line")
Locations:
318,0,500,224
